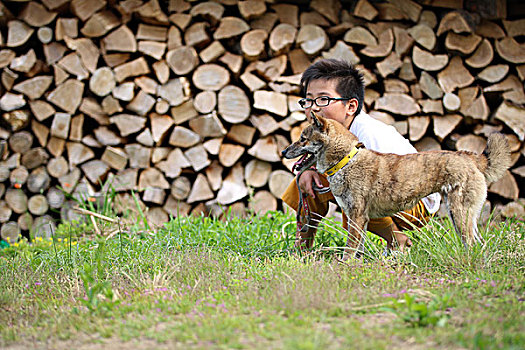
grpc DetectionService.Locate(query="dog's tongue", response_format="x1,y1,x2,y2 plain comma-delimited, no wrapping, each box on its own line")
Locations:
293,154,308,172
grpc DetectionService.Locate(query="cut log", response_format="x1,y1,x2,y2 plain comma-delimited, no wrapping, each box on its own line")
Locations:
296,25,329,56
484,75,522,93
271,4,298,27
412,46,448,71
253,90,288,116
344,26,377,47
31,120,49,147
56,18,79,41
245,159,272,188
58,52,89,80
1,221,20,243
214,17,250,40
10,166,29,187
241,71,266,91
226,124,256,146
437,56,475,93
494,101,525,141
142,188,165,205
110,114,147,137
190,1,224,24
89,67,116,97
94,126,124,146
217,163,249,205
37,28,54,44
219,52,243,74
184,22,210,47
419,72,443,99
114,57,150,83
238,0,266,20
408,24,436,50
47,137,65,158
3,110,30,132
184,145,210,172
125,144,151,168
250,114,279,136
203,138,223,156
503,19,525,37
29,101,55,122
408,116,430,141
28,194,49,216
7,20,34,47
127,91,155,116
269,24,297,56
461,93,489,121
200,41,225,63
248,136,280,162
218,144,244,167
478,64,509,83
0,201,12,224
445,32,482,55
393,27,414,57
0,93,25,112
218,85,250,123
187,173,214,203
436,10,475,36
136,129,154,147
9,131,33,154
66,142,94,167
192,64,230,91
354,0,378,21
138,168,170,191
361,28,393,58
456,134,486,154
50,112,71,139
47,79,84,114
268,170,294,199
101,146,127,170
465,39,493,68
489,171,519,200
0,51,16,69
475,19,505,39
80,10,119,38
169,126,200,148
419,99,443,114
47,156,69,178
376,52,402,78
194,91,217,114
322,41,360,65
495,37,525,64
415,136,441,152
102,25,137,52
20,2,57,27
171,176,191,200
18,213,33,231
2,68,18,90
205,160,223,191
5,188,28,214
10,49,36,73
249,190,277,214
152,60,170,84
241,29,268,60
13,76,53,100
375,93,420,115
443,93,461,112
71,0,105,21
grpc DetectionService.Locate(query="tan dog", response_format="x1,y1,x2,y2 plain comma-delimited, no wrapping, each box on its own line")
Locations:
282,112,511,257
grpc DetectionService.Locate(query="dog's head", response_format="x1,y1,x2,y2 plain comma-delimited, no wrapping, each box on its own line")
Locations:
281,112,332,172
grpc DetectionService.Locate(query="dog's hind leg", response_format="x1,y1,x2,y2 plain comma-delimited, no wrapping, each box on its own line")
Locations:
442,191,467,247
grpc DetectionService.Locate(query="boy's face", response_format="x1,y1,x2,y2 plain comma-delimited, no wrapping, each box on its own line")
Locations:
304,79,358,129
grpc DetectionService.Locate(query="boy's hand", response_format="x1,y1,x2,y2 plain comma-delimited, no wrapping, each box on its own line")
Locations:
298,170,324,198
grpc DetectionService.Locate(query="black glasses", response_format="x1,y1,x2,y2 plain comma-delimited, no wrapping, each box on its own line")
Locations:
298,96,351,109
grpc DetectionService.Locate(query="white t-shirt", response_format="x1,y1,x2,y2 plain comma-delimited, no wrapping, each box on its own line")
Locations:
349,112,441,214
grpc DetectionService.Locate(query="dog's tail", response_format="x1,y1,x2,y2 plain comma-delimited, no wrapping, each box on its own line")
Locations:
482,133,511,183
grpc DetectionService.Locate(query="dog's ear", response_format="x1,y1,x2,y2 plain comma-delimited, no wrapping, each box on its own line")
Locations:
310,111,327,130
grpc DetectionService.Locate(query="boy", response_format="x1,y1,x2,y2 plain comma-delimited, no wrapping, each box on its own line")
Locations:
281,59,441,252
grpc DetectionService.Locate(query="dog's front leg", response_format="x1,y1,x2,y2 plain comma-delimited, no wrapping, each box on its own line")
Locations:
335,196,368,260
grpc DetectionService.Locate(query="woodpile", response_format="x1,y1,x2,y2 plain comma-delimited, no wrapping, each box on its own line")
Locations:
0,0,524,241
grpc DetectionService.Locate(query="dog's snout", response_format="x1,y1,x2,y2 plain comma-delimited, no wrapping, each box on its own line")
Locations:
281,148,287,157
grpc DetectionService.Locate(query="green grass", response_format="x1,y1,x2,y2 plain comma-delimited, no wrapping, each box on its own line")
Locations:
0,206,523,349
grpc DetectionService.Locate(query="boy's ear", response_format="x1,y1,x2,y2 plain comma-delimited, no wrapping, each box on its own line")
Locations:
310,111,326,130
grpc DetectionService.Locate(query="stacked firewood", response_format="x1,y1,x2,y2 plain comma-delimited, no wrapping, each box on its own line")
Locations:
0,0,524,241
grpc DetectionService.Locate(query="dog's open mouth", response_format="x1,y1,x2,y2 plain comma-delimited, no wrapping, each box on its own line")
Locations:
292,152,316,172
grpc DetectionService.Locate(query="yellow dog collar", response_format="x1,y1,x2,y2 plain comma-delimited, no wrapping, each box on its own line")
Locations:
324,147,359,176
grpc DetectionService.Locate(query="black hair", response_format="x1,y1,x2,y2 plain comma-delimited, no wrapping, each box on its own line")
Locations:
300,59,365,116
